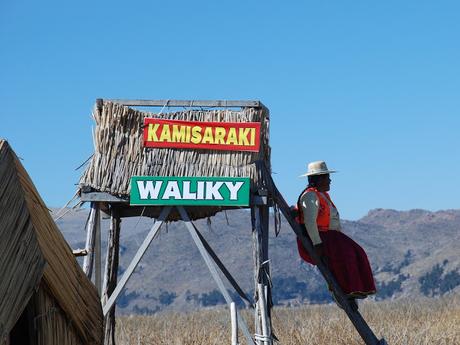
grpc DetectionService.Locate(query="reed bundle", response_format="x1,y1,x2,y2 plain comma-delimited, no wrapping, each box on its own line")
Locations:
31,283,94,345
79,101,271,212
0,140,45,343
0,140,103,345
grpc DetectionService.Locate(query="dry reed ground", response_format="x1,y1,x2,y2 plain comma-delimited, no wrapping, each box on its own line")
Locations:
116,296,460,345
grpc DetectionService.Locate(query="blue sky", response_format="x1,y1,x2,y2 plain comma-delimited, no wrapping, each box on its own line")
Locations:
1,1,459,219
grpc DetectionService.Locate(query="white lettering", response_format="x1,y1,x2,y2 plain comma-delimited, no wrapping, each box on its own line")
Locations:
205,181,224,200
137,181,162,200
182,181,196,200
162,181,181,199
224,181,244,200
196,181,205,200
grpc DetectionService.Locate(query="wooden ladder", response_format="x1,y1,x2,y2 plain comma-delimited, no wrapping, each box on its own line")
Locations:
267,175,388,345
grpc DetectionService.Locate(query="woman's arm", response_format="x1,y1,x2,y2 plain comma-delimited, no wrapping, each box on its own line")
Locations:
300,192,322,245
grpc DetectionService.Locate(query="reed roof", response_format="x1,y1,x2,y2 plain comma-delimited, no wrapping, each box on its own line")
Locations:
0,140,103,345
78,100,271,220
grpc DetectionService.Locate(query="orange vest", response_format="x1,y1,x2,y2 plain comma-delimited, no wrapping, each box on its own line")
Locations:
296,187,336,231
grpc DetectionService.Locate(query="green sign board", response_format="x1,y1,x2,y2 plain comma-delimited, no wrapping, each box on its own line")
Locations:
130,176,250,206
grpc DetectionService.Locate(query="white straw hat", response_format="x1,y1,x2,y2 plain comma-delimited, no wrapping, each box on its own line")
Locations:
300,161,337,177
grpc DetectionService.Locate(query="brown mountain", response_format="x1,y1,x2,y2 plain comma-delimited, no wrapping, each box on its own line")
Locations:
53,207,460,314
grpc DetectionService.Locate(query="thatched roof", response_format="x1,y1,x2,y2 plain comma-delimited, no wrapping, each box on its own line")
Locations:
0,140,103,345
78,100,271,220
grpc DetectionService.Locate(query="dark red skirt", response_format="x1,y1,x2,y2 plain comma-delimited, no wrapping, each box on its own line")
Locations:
297,230,376,296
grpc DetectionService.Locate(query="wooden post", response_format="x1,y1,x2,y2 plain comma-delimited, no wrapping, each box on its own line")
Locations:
257,284,269,345
259,199,273,341
251,200,272,345
251,206,262,345
230,302,238,345
102,207,121,345
95,206,102,295
83,202,98,277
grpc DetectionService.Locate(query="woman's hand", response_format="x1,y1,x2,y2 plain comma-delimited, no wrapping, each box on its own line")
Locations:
314,243,327,265
314,243,324,257
289,205,298,219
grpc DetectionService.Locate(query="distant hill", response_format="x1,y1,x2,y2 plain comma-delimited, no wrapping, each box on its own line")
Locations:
53,207,460,314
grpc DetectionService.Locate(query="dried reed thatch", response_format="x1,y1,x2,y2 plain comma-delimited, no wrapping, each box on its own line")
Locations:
0,140,103,345
0,142,45,343
78,100,271,220
29,283,95,345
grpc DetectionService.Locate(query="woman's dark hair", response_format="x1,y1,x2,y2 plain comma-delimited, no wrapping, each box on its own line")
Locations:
308,175,320,188
308,174,329,188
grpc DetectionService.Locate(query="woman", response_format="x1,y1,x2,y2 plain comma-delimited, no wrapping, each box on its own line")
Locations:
295,161,376,301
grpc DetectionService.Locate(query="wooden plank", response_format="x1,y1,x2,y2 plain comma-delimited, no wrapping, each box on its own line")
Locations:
231,302,238,345
252,205,272,345
95,207,102,295
80,192,128,203
80,192,267,206
177,206,255,345
252,195,268,205
83,203,97,277
259,205,272,343
72,249,88,257
267,175,386,345
251,207,262,344
102,206,172,316
192,225,253,307
258,205,270,285
257,284,270,345
105,99,261,108
102,209,121,345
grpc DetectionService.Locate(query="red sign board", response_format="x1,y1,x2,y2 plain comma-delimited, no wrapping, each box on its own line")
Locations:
143,118,261,152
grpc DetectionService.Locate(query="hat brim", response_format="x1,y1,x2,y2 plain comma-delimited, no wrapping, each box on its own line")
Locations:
299,170,337,178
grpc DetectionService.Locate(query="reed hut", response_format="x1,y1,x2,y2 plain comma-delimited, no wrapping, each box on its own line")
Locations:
0,140,103,345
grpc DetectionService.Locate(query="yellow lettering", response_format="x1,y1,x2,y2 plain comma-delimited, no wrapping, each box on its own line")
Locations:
159,124,171,142
172,125,186,142
214,127,226,144
191,126,202,144
202,127,214,144
147,123,160,141
250,128,256,146
186,126,191,143
226,128,238,145
238,128,251,146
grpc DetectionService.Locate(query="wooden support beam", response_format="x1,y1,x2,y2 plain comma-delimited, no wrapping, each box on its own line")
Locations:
83,203,98,277
177,206,255,345
104,99,262,108
95,208,102,296
251,206,261,344
259,204,272,342
72,249,88,257
80,192,128,203
81,192,267,206
257,284,269,345
266,175,387,345
230,302,238,345
252,195,269,206
102,206,172,316
102,208,121,345
251,204,272,345
81,192,268,205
